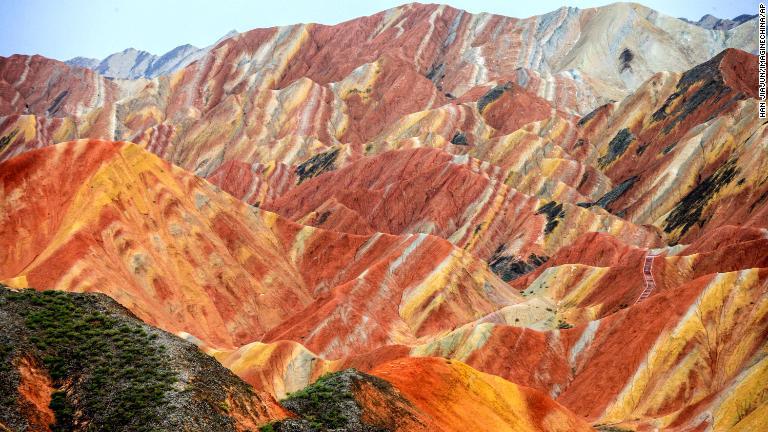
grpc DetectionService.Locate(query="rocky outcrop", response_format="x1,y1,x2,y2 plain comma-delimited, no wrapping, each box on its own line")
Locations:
265,368,434,431
213,237,768,430
263,147,658,263
0,3,759,174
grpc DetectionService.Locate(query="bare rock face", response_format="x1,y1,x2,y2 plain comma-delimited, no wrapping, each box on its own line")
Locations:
64,56,99,69
0,3,759,171
575,49,767,244
0,3,766,432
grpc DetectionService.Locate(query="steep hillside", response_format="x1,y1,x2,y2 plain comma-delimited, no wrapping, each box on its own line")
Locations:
64,30,239,79
0,140,520,357
0,2,758,174
0,3,765,431
0,285,285,431
214,255,768,431
574,49,767,244
262,358,594,432
681,13,757,30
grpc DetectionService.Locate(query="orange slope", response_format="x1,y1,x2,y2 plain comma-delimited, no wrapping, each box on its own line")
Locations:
0,139,521,357
370,357,594,432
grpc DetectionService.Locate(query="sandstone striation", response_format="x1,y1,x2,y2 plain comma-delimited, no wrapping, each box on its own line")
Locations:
0,3,765,431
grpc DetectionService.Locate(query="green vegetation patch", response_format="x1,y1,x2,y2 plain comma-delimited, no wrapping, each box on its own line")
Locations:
265,368,402,431
2,288,177,432
0,342,12,372
282,371,354,429
259,423,277,432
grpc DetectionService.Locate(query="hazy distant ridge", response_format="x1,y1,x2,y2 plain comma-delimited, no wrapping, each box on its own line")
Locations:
65,29,238,79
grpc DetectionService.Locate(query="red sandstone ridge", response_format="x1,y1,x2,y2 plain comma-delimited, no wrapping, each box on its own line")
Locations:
574,49,767,244
215,251,768,430
0,140,522,357
718,48,759,98
461,80,569,135
0,3,757,171
369,357,594,432
263,147,660,264
0,54,118,119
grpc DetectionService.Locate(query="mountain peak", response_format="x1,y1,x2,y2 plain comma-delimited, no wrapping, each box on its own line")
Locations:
680,11,757,30
63,28,239,79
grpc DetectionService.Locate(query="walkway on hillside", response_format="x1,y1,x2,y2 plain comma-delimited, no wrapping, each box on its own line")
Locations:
635,250,660,304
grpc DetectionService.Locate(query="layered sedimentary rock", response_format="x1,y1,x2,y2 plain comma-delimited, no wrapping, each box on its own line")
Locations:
262,147,660,264
574,49,768,244
369,357,594,432
265,368,439,431
4,36,758,253
0,3,765,431
0,2,758,174
262,358,593,432
214,233,768,430
0,140,524,358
